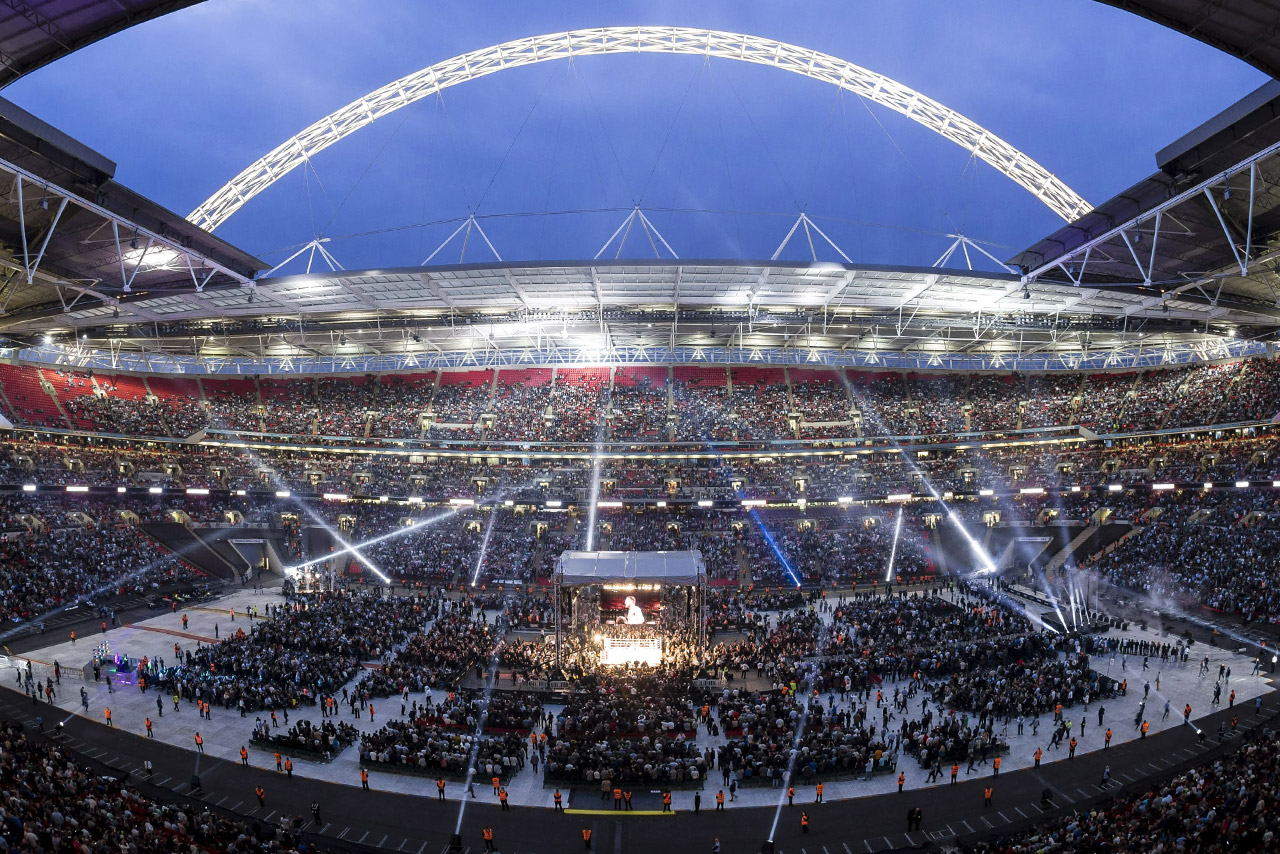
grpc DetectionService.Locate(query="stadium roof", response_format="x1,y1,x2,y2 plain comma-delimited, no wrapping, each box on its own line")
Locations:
0,93,265,327
0,259,1265,374
1012,79,1280,322
555,550,706,587
0,1,204,87
1099,1,1280,81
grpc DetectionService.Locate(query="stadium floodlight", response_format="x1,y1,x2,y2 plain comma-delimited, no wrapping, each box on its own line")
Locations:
186,488,209,496
1235,480,1250,488
449,498,475,506
21,484,35,492
1108,484,1123,492
1153,483,1176,491
1019,487,1045,495
979,488,995,497
697,500,714,508
148,486,163,494
274,490,291,498
65,485,88,493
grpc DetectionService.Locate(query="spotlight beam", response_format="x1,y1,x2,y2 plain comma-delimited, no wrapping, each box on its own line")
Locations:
285,509,459,573
470,511,498,588
885,506,903,583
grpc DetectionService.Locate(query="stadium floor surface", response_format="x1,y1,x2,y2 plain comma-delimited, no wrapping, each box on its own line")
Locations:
3,681,1275,854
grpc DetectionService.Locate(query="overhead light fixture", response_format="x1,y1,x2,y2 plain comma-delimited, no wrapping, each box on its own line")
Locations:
978,488,994,497
1152,483,1175,491
40,197,48,210
21,484,36,492
697,499,714,508
65,485,89,493
123,246,182,270
129,236,138,250
148,486,163,494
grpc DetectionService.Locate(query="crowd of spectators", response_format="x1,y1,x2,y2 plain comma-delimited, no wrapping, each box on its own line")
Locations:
152,592,427,712
0,720,313,852
0,520,204,624
250,717,358,760
969,723,1280,853
12,359,1280,447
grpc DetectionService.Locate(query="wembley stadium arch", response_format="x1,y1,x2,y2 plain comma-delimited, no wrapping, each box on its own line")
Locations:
187,26,1093,231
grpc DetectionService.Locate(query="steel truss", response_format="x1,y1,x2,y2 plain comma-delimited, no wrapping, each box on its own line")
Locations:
1022,137,1280,311
0,153,253,313
187,26,1092,232
8,338,1263,377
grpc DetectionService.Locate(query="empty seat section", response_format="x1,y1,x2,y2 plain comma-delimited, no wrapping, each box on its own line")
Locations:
0,363,65,428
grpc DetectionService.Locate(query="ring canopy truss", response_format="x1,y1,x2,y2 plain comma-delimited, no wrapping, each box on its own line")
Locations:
187,26,1092,232
8,260,1268,376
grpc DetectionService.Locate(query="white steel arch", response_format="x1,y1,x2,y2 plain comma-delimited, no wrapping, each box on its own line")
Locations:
188,26,1092,232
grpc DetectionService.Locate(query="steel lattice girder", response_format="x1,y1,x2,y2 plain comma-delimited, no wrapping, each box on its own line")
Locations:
187,26,1092,232
9,339,1260,378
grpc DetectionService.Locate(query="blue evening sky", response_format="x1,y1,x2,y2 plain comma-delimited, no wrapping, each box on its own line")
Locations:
4,0,1267,273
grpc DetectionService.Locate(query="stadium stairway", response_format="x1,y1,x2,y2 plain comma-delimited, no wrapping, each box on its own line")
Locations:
141,522,244,581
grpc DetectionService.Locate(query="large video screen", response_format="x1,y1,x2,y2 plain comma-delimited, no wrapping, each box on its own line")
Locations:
599,586,662,626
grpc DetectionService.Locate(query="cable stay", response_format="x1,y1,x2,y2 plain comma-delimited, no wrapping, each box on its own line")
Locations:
771,212,851,263
933,233,1018,274
594,206,679,260
422,213,503,265
266,238,345,276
